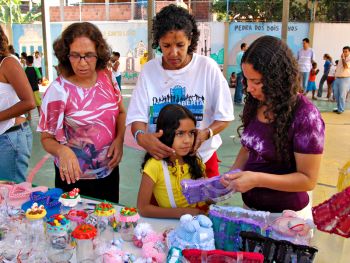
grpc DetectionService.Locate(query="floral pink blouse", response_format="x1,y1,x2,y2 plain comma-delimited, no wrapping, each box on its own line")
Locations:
38,70,121,179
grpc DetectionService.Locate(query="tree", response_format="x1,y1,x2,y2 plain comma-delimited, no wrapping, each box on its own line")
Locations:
0,0,41,24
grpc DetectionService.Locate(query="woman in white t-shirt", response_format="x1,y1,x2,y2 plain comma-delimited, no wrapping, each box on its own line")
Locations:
126,4,234,178
0,26,36,182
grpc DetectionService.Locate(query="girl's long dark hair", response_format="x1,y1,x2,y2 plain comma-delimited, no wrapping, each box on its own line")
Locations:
238,36,300,165
141,104,204,179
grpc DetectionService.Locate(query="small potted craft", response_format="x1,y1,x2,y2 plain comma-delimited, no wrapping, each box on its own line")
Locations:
118,207,139,242
46,214,71,250
59,188,81,214
71,224,97,263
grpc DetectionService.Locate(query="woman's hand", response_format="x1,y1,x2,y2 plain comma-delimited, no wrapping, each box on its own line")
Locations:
137,130,175,160
57,146,82,184
220,170,258,193
192,129,209,153
107,138,123,169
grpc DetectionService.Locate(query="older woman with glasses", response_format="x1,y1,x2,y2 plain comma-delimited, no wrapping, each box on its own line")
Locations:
38,22,126,203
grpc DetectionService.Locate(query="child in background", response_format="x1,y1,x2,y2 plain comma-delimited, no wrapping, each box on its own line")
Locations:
327,60,338,101
229,72,236,89
304,62,319,100
110,51,121,90
24,55,42,120
137,104,207,219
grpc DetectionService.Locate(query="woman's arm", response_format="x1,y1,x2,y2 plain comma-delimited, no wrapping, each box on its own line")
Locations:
107,100,126,169
230,146,249,170
137,173,203,219
0,57,35,121
131,121,175,160
41,132,81,184
112,61,120,72
193,120,231,152
222,152,322,193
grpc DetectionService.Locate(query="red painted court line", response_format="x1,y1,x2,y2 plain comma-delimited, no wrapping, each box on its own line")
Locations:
27,154,51,183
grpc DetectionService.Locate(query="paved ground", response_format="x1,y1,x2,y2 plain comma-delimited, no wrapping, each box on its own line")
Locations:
28,86,350,209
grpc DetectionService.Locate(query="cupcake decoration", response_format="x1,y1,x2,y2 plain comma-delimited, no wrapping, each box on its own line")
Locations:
94,201,116,217
119,207,139,223
58,188,81,207
25,202,47,220
71,224,97,240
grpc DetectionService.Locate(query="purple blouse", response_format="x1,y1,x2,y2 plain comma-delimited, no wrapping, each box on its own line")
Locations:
241,95,325,212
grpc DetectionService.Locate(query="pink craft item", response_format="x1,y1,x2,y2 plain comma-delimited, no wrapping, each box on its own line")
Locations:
0,182,48,208
118,207,140,223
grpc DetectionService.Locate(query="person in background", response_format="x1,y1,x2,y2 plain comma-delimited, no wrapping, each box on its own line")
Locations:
38,22,126,203
304,62,319,100
317,53,332,98
126,5,234,178
0,26,35,183
137,104,208,218
221,36,324,218
24,55,42,120
33,51,42,76
110,51,122,90
234,43,248,104
297,38,314,93
20,52,27,68
139,51,148,69
332,46,350,114
229,72,236,89
326,60,338,101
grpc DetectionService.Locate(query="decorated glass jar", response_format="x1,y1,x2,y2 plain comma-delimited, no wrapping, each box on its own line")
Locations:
66,209,88,232
46,214,71,249
25,202,47,245
71,224,97,263
93,201,116,239
118,207,139,242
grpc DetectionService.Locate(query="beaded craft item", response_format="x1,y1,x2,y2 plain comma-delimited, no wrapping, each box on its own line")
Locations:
47,214,71,233
181,169,240,204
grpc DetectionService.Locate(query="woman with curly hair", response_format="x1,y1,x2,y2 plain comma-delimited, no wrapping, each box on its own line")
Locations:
38,22,126,202
0,26,35,182
126,4,234,178
221,36,325,215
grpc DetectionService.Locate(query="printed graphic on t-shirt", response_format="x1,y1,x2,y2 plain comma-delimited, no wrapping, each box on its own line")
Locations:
149,84,204,129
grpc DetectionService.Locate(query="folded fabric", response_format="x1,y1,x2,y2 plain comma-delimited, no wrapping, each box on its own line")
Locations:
312,185,350,238
0,182,48,208
181,169,240,204
21,188,63,218
182,249,264,263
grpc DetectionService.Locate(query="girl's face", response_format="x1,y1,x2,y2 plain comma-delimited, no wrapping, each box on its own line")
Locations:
172,118,196,157
159,30,191,70
242,63,265,102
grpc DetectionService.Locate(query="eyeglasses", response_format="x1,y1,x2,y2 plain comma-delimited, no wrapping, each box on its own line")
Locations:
68,53,98,63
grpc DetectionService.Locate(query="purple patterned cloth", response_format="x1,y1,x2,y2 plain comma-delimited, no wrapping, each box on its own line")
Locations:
241,95,325,212
181,169,240,204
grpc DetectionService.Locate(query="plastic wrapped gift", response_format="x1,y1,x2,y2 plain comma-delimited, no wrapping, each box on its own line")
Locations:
118,207,139,242
181,169,240,204
208,205,270,251
312,186,350,237
71,224,97,263
240,231,318,263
